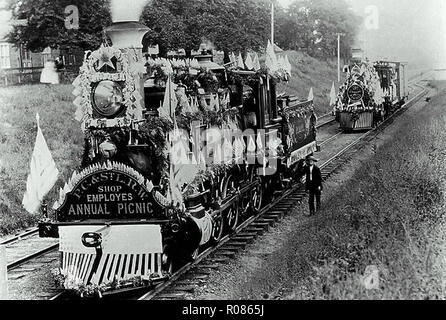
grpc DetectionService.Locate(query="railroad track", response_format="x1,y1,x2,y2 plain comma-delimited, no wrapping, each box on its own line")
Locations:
2,227,61,300
1,228,59,272
133,82,428,301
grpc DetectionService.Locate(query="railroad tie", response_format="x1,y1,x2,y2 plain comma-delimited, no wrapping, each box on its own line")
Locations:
215,251,237,259
225,241,248,248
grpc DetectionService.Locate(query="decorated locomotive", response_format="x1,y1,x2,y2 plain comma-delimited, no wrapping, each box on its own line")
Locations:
334,59,408,131
38,20,318,296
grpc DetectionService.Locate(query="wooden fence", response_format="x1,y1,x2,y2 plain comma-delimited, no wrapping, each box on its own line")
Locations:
0,66,80,86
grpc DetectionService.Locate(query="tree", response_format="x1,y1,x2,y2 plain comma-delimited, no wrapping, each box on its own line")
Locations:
6,0,112,52
140,0,271,55
275,0,360,58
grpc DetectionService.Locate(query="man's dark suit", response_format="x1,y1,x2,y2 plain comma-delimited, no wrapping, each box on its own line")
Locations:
304,165,323,214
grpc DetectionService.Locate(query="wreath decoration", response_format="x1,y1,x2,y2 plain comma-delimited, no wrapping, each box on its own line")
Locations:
72,45,144,132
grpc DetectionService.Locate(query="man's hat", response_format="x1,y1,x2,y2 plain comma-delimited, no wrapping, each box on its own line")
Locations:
306,155,318,162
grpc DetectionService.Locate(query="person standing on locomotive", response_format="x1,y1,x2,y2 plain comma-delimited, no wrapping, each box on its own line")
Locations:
303,155,323,215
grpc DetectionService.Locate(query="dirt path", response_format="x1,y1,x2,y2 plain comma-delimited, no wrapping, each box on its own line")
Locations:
187,85,436,300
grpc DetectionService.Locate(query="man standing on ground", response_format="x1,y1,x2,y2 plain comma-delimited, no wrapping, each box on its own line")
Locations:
304,155,323,215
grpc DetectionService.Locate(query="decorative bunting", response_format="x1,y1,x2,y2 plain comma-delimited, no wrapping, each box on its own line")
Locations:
237,53,245,69
253,52,261,71
245,53,254,70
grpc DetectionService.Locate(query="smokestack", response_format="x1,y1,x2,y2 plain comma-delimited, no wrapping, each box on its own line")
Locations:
106,0,150,49
105,0,151,117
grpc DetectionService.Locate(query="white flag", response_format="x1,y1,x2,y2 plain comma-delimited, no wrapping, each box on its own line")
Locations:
159,76,177,121
308,87,314,101
265,40,279,74
253,52,261,71
22,113,59,214
329,82,337,106
245,53,254,70
237,53,245,69
284,55,292,75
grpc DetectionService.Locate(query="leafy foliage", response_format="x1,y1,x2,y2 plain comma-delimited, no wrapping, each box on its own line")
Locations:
6,0,112,52
275,0,360,58
141,0,271,55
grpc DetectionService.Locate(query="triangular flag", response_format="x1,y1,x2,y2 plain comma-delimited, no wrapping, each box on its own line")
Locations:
247,135,256,153
22,113,59,214
245,53,254,70
230,52,237,67
284,55,292,75
159,76,178,121
237,53,245,69
222,137,233,163
277,55,284,70
256,132,263,150
308,87,314,101
213,145,222,164
329,82,337,106
199,149,207,170
253,53,261,71
265,40,279,74
215,93,220,111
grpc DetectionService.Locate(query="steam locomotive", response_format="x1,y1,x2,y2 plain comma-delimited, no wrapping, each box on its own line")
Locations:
334,59,408,131
38,22,318,296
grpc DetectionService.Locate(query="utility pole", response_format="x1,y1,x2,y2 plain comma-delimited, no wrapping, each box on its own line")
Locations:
336,33,345,83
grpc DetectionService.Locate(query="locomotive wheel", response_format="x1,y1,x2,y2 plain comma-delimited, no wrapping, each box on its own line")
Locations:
251,179,263,213
211,213,224,243
221,175,235,200
224,201,239,233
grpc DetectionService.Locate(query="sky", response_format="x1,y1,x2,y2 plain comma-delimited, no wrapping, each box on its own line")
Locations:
278,0,446,69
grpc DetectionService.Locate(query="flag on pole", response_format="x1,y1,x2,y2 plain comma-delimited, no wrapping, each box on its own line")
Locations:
329,82,337,106
265,40,279,74
308,87,314,101
22,113,59,214
245,53,254,70
159,75,177,121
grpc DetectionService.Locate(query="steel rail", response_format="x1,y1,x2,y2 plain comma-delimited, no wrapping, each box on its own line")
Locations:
0,228,39,246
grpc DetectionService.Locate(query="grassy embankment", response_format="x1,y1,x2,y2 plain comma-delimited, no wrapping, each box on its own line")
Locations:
0,84,83,235
277,50,338,116
0,51,337,236
236,81,446,300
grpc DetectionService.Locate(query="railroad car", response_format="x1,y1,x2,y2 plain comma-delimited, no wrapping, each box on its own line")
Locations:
335,59,408,131
38,22,318,297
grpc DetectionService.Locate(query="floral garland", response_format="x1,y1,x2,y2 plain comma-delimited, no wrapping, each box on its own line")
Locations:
51,268,163,298
227,68,269,86
137,116,173,173
175,109,223,130
72,45,144,132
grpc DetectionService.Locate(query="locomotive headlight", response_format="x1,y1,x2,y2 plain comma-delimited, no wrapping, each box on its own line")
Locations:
92,80,125,118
